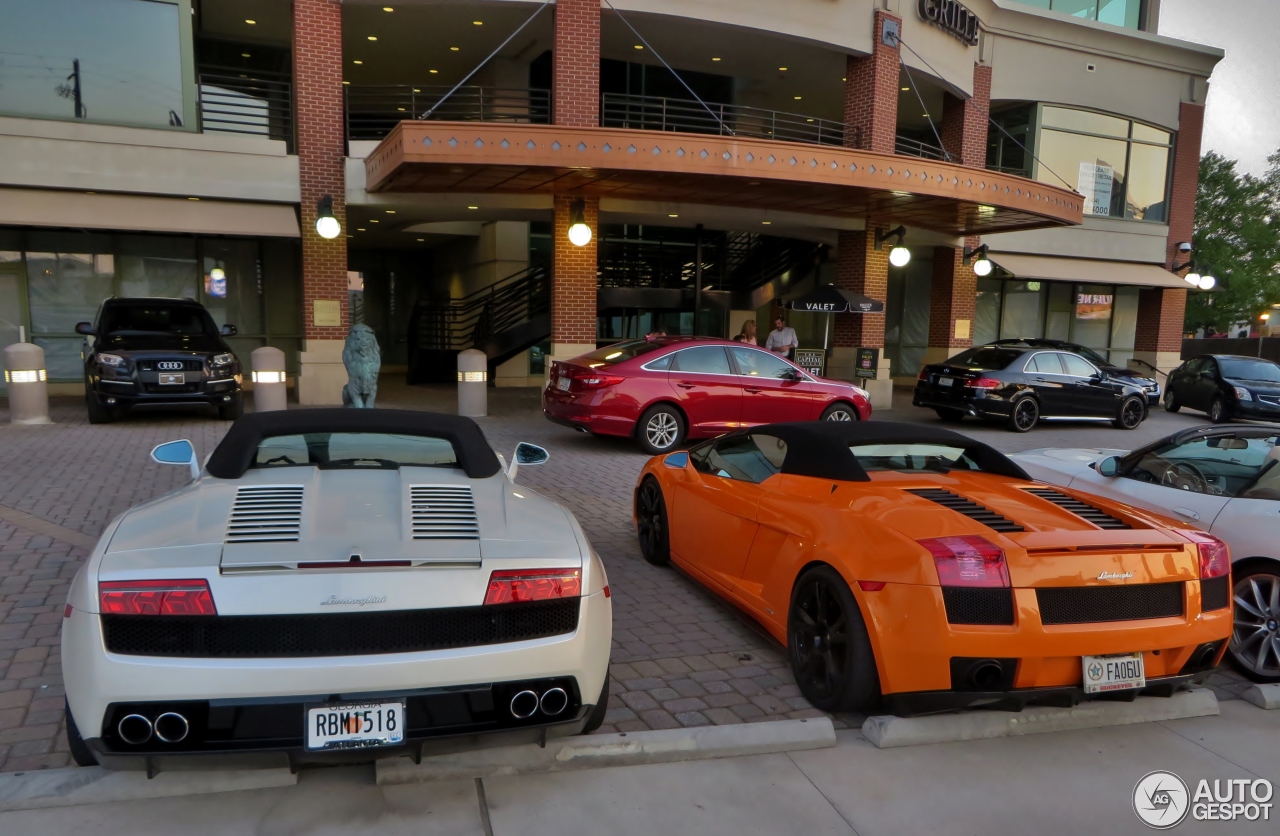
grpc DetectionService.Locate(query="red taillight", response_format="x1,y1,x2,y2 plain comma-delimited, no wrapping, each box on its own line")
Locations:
484,568,581,605
965,377,1001,389
99,579,217,616
917,369,929,381
1181,530,1230,579
567,368,625,389
919,536,1010,588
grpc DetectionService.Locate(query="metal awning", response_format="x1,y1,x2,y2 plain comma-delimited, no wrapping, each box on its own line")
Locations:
989,252,1186,289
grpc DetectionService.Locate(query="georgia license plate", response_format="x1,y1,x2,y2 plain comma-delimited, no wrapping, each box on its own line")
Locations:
938,376,954,387
305,700,405,750
556,376,571,391
1082,652,1146,694
158,373,185,385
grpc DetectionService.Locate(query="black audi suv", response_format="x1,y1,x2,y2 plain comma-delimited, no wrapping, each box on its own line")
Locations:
77,298,243,423
913,343,1149,432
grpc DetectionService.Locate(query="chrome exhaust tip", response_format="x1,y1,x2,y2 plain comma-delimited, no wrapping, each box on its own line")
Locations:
118,713,153,745
539,687,569,716
154,712,189,743
510,690,540,719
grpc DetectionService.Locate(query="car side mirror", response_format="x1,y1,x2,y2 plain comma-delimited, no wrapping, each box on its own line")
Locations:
151,439,199,480
506,442,549,480
221,324,238,337
781,369,802,381
75,322,95,336
1097,455,1120,477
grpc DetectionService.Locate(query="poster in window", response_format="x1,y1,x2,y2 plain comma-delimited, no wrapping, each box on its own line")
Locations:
1077,161,1115,216
1075,293,1114,321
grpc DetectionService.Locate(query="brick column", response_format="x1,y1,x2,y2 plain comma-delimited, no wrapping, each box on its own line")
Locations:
551,195,599,358
843,10,901,153
830,227,892,406
938,64,991,166
294,0,348,404
1134,101,1202,373
553,0,600,127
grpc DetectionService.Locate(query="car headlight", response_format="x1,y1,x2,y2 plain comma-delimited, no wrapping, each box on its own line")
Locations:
211,353,234,367
1233,386,1252,401
98,353,125,368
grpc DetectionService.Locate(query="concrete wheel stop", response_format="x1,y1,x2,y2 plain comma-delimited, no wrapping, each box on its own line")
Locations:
1242,683,1280,710
377,717,837,785
0,764,296,813
862,687,1219,749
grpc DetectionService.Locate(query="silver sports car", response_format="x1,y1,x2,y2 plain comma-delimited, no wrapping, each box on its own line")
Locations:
61,409,612,771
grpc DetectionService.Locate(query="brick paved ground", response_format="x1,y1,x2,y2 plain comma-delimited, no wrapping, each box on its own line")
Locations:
0,384,1251,772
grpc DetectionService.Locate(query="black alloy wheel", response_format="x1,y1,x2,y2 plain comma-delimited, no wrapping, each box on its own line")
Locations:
788,565,880,713
1007,396,1039,433
1113,395,1146,430
1163,388,1181,413
821,403,858,422
65,700,98,767
1230,565,1280,683
636,404,684,455
1209,396,1229,424
635,477,671,566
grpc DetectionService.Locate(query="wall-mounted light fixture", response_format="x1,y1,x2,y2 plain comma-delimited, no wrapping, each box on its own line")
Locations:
567,198,592,247
315,195,341,239
963,244,993,277
875,226,911,267
1171,248,1216,290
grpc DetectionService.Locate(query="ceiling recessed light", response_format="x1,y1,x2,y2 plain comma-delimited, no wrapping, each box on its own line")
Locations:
241,53,251,58
367,35,378,41
245,19,256,25
778,67,787,71
429,69,438,74
467,205,479,210
385,210,396,214
412,88,420,92
342,80,350,85
357,228,366,231
842,77,847,81
794,96,802,100
353,60,363,64
383,6,394,11
187,196,200,201
761,220,772,225
473,20,483,25
397,107,405,111
634,44,643,50
668,213,679,218
901,86,911,91
712,57,721,62
922,113,929,118
370,219,379,223
417,237,425,241
450,46,460,51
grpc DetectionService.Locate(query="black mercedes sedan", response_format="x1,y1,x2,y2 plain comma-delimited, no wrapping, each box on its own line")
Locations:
1163,354,1280,423
76,297,243,424
913,344,1149,433
991,338,1161,406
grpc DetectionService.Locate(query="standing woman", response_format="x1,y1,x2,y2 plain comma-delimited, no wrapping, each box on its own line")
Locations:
735,319,758,345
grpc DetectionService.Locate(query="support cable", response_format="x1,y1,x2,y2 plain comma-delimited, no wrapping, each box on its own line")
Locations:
420,0,553,119
601,0,733,135
898,58,951,161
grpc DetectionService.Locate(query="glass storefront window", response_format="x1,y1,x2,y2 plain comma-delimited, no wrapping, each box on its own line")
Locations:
1071,284,1115,351
1008,0,1142,29
1037,130,1129,217
0,0,193,130
1126,143,1171,221
0,252,24,354
973,278,1003,346
202,239,264,335
1001,281,1046,340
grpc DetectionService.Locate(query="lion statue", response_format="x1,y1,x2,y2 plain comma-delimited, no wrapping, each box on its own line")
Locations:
341,323,381,408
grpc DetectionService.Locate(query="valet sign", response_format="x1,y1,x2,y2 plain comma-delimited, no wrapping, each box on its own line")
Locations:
1133,771,1273,829
918,0,981,46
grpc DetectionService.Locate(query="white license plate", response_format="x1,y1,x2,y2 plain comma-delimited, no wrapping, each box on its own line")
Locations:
556,376,571,391
158,373,185,385
305,700,405,751
1082,652,1146,694
938,376,954,387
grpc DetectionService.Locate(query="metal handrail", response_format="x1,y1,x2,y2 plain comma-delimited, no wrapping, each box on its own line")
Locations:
410,262,551,352
197,71,292,147
894,135,949,161
345,85,551,141
600,92,845,147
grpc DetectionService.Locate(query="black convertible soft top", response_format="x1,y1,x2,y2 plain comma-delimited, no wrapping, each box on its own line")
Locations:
206,409,502,479
746,421,1031,483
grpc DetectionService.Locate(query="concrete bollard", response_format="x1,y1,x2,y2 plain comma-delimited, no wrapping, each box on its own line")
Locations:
457,349,488,418
3,343,52,425
250,346,288,413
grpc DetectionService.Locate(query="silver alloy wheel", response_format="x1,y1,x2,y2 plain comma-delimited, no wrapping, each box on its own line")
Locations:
1232,572,1280,678
825,408,853,421
645,412,679,450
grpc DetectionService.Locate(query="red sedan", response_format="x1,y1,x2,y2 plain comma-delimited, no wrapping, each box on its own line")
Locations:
543,338,872,453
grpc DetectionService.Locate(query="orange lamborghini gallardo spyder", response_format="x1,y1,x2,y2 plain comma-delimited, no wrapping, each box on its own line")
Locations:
633,422,1233,716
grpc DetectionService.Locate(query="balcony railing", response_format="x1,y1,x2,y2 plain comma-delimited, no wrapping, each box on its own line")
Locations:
198,69,292,148
600,92,845,147
345,86,551,141
894,135,950,161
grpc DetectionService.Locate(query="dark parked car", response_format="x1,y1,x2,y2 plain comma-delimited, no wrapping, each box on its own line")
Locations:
76,297,243,424
992,338,1161,406
913,344,1149,433
1164,354,1280,423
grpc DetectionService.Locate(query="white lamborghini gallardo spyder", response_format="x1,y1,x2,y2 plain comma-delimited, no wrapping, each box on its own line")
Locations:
61,409,612,770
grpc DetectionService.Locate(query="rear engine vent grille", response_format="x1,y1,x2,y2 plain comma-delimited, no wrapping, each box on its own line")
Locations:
1022,487,1132,530
1036,582,1184,625
942,588,1015,625
907,488,1024,533
410,485,479,540
1201,576,1230,612
225,485,304,543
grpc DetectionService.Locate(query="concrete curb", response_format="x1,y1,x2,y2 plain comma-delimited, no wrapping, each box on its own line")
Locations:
0,766,297,813
1242,683,1280,710
862,687,1219,749
376,717,837,785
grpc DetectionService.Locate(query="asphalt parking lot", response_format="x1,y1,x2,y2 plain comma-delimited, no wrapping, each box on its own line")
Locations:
0,381,1254,773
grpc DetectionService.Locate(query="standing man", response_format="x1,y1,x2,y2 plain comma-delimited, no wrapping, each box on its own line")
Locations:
765,314,798,359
